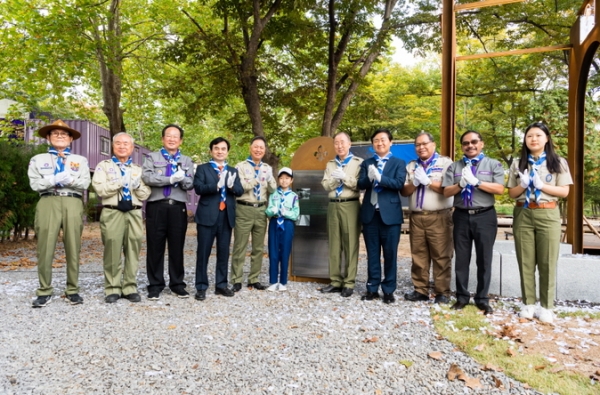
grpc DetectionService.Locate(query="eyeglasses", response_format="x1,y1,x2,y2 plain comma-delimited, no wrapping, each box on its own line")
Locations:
415,141,432,148
461,139,481,147
49,131,71,137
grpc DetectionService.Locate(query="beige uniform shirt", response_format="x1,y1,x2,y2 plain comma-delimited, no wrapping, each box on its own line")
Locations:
321,155,363,199
507,157,572,203
235,160,277,203
405,155,454,211
92,159,151,206
28,152,91,194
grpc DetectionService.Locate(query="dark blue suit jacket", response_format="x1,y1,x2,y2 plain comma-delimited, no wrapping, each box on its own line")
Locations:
357,156,406,225
193,163,244,228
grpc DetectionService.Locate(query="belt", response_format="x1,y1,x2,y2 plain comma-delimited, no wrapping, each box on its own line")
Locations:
329,197,359,203
150,199,185,205
40,192,82,199
516,201,557,209
104,205,142,210
456,206,494,215
236,200,266,208
411,208,451,215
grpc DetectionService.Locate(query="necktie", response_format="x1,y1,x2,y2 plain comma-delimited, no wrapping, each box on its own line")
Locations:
334,153,353,197
415,153,438,209
460,152,485,207
525,152,547,208
112,156,132,201
218,165,226,211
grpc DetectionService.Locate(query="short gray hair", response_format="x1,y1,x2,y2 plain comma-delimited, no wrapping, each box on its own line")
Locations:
113,132,135,144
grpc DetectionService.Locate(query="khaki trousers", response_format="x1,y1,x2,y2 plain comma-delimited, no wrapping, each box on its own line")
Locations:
513,206,561,309
327,200,361,288
34,196,84,296
409,209,453,296
230,204,268,284
100,207,144,296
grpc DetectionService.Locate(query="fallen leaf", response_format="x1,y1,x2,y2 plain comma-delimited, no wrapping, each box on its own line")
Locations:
428,351,443,360
399,360,413,368
492,375,504,389
192,364,198,369
432,315,440,321
482,363,503,372
474,343,485,351
534,365,546,371
457,372,469,381
363,337,379,343
288,325,298,329
464,377,482,389
506,348,516,357
167,325,176,330
447,364,464,380
375,389,382,395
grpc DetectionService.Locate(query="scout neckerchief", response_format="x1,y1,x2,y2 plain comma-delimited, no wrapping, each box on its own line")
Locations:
334,152,354,197
247,156,262,201
373,152,392,193
460,152,485,207
276,187,293,230
160,147,181,197
525,152,547,208
112,155,133,201
415,152,438,209
49,147,71,187
210,160,227,210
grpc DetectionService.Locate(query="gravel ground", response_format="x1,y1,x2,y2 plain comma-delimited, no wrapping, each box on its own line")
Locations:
0,233,546,395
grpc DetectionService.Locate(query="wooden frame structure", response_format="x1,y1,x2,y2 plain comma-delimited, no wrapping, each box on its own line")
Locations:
441,0,595,253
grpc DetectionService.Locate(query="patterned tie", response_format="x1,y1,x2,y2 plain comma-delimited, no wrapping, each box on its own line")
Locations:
334,153,353,197
415,152,438,209
112,156,133,201
247,157,261,201
160,147,181,197
210,161,227,210
460,152,485,207
49,147,71,187
525,152,547,208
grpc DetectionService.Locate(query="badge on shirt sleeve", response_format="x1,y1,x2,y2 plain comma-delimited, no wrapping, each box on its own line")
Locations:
546,174,553,182
70,162,80,172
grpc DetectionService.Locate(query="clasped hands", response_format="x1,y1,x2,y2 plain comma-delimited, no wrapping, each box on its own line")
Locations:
367,165,381,183
460,167,479,188
518,170,544,190
412,167,431,187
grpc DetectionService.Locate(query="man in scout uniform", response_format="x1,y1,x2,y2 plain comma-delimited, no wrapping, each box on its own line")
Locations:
28,120,91,307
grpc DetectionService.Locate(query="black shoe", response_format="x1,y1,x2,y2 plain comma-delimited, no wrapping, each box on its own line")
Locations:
341,288,354,297
65,293,83,305
247,282,266,290
450,301,468,310
147,291,161,301
215,287,234,297
383,293,396,304
321,284,343,293
476,302,494,315
232,283,242,292
172,289,189,299
123,293,141,303
404,291,429,302
105,294,121,303
195,290,206,301
361,291,380,301
434,295,450,304
32,295,52,308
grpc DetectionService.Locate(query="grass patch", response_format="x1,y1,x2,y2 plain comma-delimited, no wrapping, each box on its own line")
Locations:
432,305,597,395
556,310,600,320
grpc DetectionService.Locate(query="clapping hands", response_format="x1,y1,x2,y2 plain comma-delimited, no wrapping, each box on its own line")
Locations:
413,167,431,187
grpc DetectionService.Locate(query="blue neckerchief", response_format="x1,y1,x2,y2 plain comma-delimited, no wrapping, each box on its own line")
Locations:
160,147,182,197
276,187,293,230
460,152,485,207
373,152,392,193
334,152,354,197
49,147,71,187
525,152,547,208
210,160,228,204
112,156,133,201
247,156,262,201
415,152,438,209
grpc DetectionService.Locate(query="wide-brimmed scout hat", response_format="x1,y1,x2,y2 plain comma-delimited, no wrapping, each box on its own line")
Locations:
37,120,81,140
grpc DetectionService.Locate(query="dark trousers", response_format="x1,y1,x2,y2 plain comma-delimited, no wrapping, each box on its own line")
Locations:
145,201,188,294
195,210,231,291
268,218,295,285
453,208,497,304
362,211,400,294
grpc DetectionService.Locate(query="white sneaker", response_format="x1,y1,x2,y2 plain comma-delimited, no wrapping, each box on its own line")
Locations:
538,307,554,323
278,284,287,291
267,283,279,292
519,304,535,319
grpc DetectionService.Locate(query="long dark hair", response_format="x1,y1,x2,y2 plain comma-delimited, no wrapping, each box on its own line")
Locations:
518,122,563,174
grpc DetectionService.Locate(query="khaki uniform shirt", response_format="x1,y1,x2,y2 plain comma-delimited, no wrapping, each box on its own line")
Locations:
92,159,151,206
405,155,454,211
235,160,277,203
321,155,363,199
28,152,91,194
507,157,572,203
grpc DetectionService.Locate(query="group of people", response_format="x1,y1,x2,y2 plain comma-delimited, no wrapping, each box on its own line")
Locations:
27,120,572,323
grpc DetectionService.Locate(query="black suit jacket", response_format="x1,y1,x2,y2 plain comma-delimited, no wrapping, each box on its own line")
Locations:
193,163,244,228
357,156,406,225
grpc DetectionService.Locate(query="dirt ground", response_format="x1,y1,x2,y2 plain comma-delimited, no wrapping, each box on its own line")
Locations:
1,223,599,383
